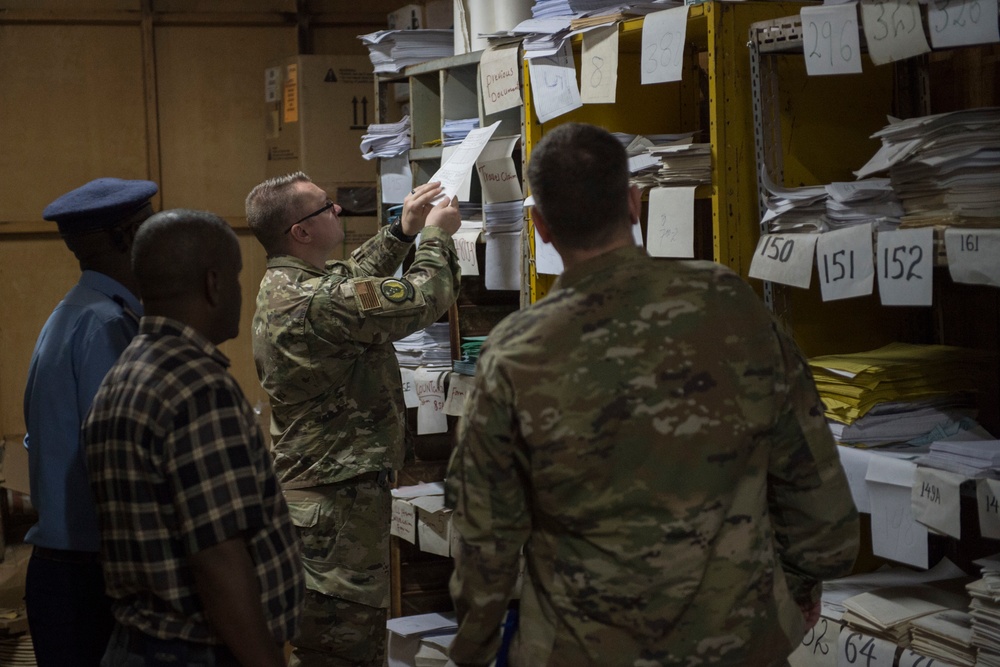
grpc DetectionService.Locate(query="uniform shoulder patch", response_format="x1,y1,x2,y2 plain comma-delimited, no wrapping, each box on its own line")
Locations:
380,278,415,303
355,279,382,312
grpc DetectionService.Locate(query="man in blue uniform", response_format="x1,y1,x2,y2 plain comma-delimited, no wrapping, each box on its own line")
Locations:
22,177,158,667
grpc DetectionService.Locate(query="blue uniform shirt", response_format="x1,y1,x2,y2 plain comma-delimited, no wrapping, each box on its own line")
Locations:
23,270,142,551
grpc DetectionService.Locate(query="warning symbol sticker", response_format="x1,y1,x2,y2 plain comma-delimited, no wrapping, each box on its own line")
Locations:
324,68,338,83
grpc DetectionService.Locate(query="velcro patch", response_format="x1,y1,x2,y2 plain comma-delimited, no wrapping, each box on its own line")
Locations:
380,278,415,303
355,279,381,312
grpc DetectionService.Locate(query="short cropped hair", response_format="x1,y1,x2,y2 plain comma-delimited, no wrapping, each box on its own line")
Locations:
526,123,631,250
132,208,240,302
245,172,312,255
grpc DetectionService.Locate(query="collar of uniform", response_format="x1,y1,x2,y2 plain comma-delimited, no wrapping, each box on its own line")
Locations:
137,315,231,369
553,244,645,291
80,270,143,316
264,254,324,275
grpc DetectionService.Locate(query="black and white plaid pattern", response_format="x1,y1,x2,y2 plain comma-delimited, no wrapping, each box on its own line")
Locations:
84,316,303,644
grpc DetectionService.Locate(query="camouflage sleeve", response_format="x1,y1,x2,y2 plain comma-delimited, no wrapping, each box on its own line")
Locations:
446,348,530,666
767,327,860,607
347,224,412,277
310,226,461,346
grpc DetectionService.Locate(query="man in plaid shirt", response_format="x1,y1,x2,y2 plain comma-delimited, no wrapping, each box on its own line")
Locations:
84,209,304,666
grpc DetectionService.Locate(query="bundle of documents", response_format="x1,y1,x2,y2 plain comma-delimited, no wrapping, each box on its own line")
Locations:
825,178,903,231
645,143,712,187
483,200,524,234
908,609,977,666
569,1,682,29
758,166,828,233
358,29,454,74
919,438,1000,478
967,561,1000,666
393,322,452,369
442,117,480,146
829,397,976,446
360,115,411,160
853,107,1000,228
385,611,457,667
840,582,971,646
808,342,994,426
530,0,619,19
453,336,487,376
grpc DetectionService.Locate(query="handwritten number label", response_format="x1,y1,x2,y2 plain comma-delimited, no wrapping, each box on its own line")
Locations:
802,4,863,75
876,228,933,305
899,649,938,667
837,631,896,667
816,223,874,301
749,233,818,289
929,0,999,47
860,0,930,65
977,479,1000,539
641,6,689,84
945,227,1000,287
581,25,619,104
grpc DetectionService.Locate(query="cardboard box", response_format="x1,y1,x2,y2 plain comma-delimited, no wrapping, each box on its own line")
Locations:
387,1,452,30
342,216,381,258
264,56,377,192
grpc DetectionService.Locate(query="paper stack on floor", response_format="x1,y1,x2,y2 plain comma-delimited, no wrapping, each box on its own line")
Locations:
968,557,1000,666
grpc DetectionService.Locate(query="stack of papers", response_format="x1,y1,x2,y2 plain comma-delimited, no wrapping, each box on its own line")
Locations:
840,583,971,646
920,438,1000,478
483,200,524,234
825,178,903,231
853,107,1000,228
360,116,411,160
646,143,712,186
808,342,994,425
569,1,682,30
386,612,457,667
442,117,480,146
358,29,454,74
908,609,977,667
829,397,976,446
531,0,618,19
453,336,487,376
967,560,1000,666
393,322,451,369
760,168,828,233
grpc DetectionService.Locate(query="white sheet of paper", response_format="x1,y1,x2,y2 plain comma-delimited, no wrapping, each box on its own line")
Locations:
581,25,619,103
632,221,644,247
816,223,875,301
478,157,523,203
859,0,931,66
945,227,1000,287
390,498,417,543
836,632,897,667
440,145,472,201
977,478,1000,539
399,367,419,408
641,6,688,84
453,228,481,276
480,42,522,115
527,42,583,124
866,456,929,568
911,467,964,539
444,373,475,417
801,3,864,76
837,445,874,514
928,0,1000,48
646,186,695,258
428,121,502,201
876,228,933,306
486,231,521,290
414,368,448,434
533,227,564,275
748,233,818,289
788,616,839,667
380,155,413,204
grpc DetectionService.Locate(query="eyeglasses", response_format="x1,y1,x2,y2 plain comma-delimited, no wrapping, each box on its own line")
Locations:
284,199,335,234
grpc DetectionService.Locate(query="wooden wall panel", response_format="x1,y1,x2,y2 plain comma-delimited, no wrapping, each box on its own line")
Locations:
0,25,148,221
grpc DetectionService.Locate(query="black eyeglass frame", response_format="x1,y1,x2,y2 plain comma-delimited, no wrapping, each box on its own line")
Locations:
283,199,335,234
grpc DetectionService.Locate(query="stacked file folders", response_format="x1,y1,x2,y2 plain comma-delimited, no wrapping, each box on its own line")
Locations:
360,115,411,160
483,201,524,234
967,563,1000,666
840,582,971,647
358,29,454,74
828,397,976,446
854,107,1000,228
531,0,619,18
760,168,828,233
808,342,994,427
647,143,712,187
385,612,457,667
570,2,683,30
919,438,1000,479
393,322,452,369
908,609,977,667
453,336,487,376
442,117,479,146
825,178,903,231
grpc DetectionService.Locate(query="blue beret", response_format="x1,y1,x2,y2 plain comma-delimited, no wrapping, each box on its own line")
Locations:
43,177,158,235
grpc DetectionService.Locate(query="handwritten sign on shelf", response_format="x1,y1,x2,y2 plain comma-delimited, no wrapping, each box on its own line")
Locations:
876,227,933,306
928,0,1000,49
801,3,863,76
859,0,930,65
748,233,819,289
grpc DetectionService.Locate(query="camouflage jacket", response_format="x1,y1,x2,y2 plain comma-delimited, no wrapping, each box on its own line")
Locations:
253,225,460,488
446,244,859,666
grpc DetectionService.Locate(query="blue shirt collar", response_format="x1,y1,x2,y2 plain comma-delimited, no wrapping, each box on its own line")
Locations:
79,270,143,316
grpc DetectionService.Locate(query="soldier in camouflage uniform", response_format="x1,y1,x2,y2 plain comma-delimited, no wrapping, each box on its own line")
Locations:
445,123,860,666
246,172,461,666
